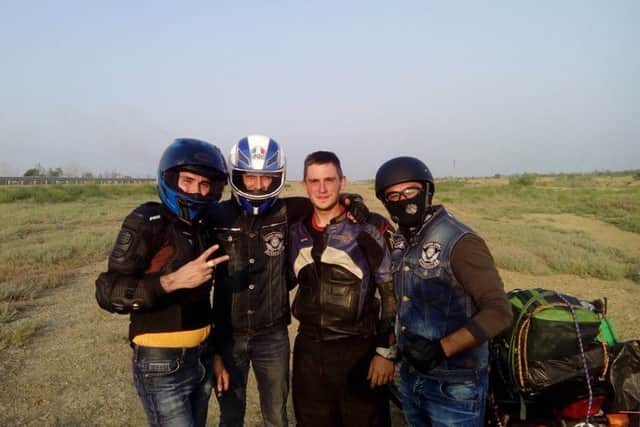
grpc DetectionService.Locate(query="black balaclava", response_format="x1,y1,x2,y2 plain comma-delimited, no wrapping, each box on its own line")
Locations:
385,188,428,233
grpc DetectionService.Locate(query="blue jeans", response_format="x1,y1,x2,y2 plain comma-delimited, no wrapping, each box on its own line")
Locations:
132,341,213,427
399,363,488,427
216,327,290,427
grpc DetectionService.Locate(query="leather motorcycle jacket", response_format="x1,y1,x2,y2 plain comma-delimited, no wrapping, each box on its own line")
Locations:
207,198,312,338
289,212,396,342
393,205,489,381
95,202,213,341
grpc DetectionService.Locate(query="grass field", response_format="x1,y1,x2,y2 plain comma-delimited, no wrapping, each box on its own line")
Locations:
0,173,639,425
0,185,157,350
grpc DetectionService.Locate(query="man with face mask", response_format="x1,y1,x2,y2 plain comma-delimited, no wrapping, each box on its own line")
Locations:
375,156,513,427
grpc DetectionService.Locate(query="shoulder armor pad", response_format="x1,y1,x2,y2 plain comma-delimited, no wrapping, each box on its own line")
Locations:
130,202,165,222
109,202,168,274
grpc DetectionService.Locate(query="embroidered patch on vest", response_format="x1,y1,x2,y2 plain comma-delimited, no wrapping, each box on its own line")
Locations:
419,242,441,269
264,231,285,256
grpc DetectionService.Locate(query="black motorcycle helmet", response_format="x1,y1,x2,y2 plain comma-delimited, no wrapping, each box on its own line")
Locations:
375,156,435,204
158,138,228,222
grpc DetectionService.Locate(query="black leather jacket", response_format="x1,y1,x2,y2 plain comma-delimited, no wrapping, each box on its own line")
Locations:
289,213,396,343
95,202,213,341
206,198,312,341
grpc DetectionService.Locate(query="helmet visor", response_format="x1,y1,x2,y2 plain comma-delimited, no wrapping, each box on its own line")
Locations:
164,168,226,201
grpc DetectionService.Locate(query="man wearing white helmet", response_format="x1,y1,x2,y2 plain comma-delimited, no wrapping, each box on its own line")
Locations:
207,135,370,427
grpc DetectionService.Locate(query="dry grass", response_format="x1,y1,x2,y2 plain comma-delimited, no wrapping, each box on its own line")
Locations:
0,189,151,350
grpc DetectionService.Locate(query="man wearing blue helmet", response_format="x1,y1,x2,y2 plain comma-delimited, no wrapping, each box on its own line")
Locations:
207,135,370,427
96,138,230,427
156,138,229,222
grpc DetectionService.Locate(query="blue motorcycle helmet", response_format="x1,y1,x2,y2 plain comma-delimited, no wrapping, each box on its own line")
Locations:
229,135,286,215
158,138,228,223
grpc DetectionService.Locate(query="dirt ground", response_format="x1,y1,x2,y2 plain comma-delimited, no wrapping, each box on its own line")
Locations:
1,212,638,426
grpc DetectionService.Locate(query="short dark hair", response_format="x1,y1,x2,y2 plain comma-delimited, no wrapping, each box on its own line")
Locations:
303,151,343,179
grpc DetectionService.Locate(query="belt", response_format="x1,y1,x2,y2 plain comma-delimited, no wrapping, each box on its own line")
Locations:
132,340,210,361
401,358,488,382
298,323,374,342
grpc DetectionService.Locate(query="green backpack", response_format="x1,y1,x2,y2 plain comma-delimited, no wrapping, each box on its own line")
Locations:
494,288,616,394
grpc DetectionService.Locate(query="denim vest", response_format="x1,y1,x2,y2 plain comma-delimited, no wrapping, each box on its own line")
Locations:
393,206,488,381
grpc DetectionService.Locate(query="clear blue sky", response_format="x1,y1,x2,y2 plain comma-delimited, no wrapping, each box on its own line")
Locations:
1,1,638,179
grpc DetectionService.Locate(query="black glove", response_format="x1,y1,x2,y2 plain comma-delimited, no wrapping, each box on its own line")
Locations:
340,193,369,223
404,332,446,375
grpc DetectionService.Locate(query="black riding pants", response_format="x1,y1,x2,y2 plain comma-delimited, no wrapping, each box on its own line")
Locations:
292,333,390,427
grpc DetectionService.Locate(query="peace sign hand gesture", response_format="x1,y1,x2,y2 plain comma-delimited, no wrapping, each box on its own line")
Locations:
160,244,230,293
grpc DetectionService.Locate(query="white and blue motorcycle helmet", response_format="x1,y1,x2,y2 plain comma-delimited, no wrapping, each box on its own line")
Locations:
158,138,228,223
229,135,286,215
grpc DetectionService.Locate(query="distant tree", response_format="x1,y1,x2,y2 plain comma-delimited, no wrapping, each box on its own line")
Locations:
24,163,46,176
81,171,94,178
48,167,63,177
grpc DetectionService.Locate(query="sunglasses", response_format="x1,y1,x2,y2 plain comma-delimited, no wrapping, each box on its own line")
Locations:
384,186,424,202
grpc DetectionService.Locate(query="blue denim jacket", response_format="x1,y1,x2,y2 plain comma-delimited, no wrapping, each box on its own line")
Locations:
393,206,489,381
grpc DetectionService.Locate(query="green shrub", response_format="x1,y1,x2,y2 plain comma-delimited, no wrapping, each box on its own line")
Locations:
509,173,537,186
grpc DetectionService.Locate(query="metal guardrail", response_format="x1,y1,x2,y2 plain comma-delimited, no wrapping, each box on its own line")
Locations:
0,177,155,185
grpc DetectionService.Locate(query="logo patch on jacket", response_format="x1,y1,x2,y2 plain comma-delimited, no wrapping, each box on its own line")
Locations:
419,242,441,269
264,231,285,256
